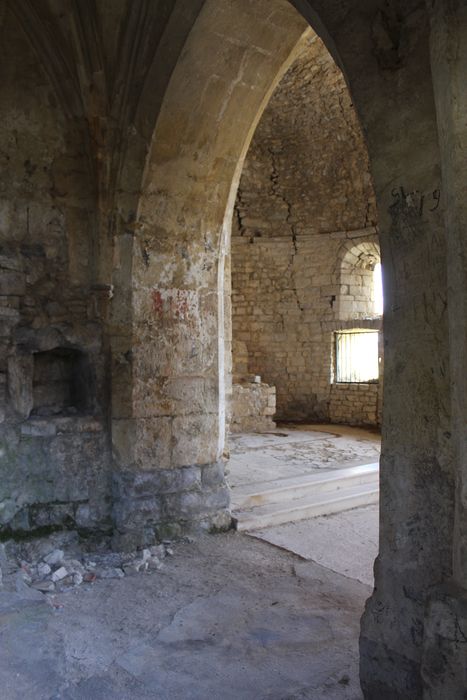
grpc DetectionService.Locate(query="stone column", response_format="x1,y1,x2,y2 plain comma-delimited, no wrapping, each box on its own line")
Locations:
358,3,454,697
421,2,467,695
108,0,308,550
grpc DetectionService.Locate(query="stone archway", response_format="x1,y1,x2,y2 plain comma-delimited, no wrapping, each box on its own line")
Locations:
228,30,379,426
114,0,312,545
123,1,460,697
2,0,465,695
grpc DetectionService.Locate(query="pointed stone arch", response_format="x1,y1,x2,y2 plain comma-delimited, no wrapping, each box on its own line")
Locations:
125,1,457,696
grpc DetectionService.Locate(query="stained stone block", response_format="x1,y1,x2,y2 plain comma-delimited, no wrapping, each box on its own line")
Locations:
0,499,18,525
0,269,25,296
131,466,202,497
112,463,231,550
201,462,226,488
7,355,33,418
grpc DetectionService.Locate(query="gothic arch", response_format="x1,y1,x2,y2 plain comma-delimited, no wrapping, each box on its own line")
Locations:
2,0,462,696
130,1,455,696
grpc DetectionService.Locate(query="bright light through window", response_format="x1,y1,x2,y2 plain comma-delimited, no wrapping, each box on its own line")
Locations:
373,263,383,316
336,329,379,383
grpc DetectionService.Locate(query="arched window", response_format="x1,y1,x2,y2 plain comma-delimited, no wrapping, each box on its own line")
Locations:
334,240,382,384
336,240,381,321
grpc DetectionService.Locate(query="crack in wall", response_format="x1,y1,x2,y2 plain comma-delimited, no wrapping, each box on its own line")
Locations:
267,146,303,312
234,187,247,238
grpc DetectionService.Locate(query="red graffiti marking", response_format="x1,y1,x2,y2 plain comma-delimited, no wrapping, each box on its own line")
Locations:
151,290,164,317
151,288,195,321
173,292,190,319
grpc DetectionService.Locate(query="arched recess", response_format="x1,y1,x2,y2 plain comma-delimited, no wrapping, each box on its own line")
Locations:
335,240,381,321
117,0,457,697
330,239,383,427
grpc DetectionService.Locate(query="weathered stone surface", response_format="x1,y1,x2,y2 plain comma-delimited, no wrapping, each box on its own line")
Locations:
43,550,64,567
112,463,231,549
230,380,276,433
7,355,33,418
421,583,467,698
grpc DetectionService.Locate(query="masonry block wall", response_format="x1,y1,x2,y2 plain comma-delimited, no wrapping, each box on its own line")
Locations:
231,34,382,426
0,11,111,537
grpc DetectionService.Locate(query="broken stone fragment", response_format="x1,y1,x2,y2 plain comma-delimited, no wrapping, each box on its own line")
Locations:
31,580,55,593
73,572,83,586
51,566,68,582
96,567,124,579
84,552,122,568
19,564,32,584
149,544,165,559
83,572,97,583
63,559,85,576
44,549,64,566
56,575,75,590
15,573,46,601
122,562,139,576
147,556,163,571
122,558,149,575
37,562,52,578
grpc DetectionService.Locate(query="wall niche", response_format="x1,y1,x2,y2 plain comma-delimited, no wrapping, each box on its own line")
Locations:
32,347,93,417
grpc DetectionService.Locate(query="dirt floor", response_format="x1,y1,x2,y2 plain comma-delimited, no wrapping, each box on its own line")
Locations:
0,532,368,700
1,425,381,699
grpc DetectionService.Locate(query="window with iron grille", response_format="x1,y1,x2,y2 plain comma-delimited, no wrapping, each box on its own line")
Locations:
335,329,379,383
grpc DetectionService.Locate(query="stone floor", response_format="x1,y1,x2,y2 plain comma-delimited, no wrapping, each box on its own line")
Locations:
0,532,368,700
227,424,381,489
249,504,379,587
0,425,381,699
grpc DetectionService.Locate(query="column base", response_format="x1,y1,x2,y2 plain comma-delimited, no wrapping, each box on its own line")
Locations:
421,582,467,699
112,461,231,550
359,635,423,699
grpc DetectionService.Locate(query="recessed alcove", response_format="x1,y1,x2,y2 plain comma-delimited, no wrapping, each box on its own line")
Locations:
32,347,93,417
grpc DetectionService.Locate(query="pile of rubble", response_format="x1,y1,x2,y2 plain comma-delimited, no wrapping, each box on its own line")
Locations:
0,531,175,595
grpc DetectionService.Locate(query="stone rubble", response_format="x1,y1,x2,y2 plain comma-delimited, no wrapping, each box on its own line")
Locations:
0,532,177,596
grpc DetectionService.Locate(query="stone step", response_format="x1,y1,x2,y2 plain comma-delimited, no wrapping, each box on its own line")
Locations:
232,481,379,531
231,462,379,510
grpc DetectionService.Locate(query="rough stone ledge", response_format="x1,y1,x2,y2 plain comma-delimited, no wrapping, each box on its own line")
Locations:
20,415,104,437
0,498,112,540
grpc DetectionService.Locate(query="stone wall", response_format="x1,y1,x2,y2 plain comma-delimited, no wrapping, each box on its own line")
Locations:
329,383,380,426
231,234,382,424
231,34,381,426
